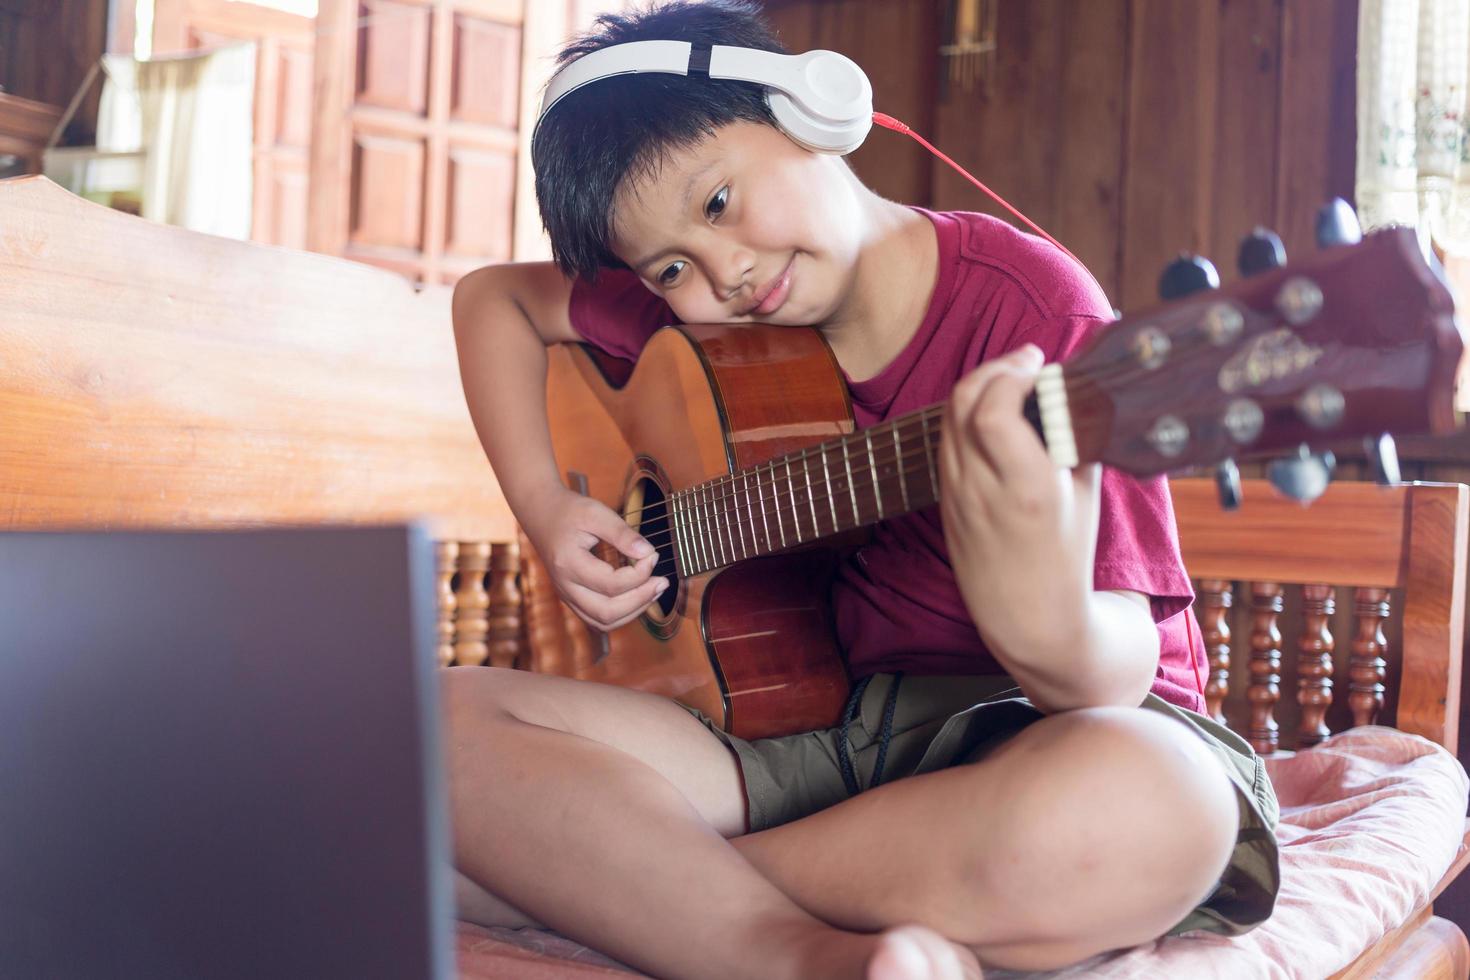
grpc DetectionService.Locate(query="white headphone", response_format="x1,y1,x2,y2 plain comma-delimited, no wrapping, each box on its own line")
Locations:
535,39,874,156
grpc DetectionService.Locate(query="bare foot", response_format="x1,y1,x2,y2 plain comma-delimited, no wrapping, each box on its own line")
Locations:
866,925,984,980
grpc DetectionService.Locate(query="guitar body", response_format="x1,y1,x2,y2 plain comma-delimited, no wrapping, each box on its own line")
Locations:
543,323,857,739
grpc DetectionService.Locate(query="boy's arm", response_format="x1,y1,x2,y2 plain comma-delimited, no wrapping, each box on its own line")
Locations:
452,263,666,631
451,262,579,515
939,345,1160,714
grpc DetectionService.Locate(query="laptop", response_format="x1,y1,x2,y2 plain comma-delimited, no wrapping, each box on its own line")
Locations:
0,524,453,979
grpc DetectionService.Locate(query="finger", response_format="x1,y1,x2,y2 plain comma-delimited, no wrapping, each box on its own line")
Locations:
563,575,669,630
592,506,658,564
948,344,1045,418
965,352,1051,480
566,547,657,598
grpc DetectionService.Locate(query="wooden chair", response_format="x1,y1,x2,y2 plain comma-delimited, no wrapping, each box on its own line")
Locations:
1171,477,1470,979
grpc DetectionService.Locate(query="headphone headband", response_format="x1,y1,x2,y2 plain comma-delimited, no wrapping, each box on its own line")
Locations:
535,40,873,155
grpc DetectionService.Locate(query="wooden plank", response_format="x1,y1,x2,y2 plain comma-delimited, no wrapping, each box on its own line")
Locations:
1275,0,1359,262
1399,483,1469,750
1208,0,1282,284
1119,0,1212,311
0,176,513,542
308,0,357,256
930,0,1127,302
1172,478,1416,588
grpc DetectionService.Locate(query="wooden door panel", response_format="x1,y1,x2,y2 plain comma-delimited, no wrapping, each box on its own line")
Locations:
450,14,520,127
356,0,431,114
445,145,513,260
351,132,427,249
315,0,533,283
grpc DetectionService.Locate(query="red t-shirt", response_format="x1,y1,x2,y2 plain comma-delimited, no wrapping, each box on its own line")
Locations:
567,208,1208,713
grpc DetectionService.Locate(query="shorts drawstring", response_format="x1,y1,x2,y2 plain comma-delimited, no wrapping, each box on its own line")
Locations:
836,672,905,796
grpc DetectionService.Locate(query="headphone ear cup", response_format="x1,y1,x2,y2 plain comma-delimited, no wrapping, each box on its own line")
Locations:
767,90,872,155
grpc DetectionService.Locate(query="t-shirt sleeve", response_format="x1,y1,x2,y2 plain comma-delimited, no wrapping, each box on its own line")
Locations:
567,268,681,361
996,312,1197,626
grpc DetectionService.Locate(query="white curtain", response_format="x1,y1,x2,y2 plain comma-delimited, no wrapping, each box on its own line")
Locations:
97,43,256,240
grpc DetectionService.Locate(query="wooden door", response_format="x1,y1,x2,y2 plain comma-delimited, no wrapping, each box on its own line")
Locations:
309,0,526,283
150,0,315,249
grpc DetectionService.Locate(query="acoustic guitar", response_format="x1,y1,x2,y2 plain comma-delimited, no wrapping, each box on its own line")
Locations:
540,225,1463,739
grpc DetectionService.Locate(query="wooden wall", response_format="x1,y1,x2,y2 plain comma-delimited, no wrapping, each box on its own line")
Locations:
0,0,111,145
766,0,1359,314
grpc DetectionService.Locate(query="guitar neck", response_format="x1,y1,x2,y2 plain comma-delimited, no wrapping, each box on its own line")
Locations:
666,366,1070,576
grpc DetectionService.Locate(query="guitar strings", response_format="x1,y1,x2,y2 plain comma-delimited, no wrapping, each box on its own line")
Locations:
632,299,1272,535
596,306,1270,574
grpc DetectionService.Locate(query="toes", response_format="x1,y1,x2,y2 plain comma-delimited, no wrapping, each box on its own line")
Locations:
866,926,984,980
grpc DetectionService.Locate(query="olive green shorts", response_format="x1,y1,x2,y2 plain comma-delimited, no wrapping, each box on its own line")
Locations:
679,673,1279,938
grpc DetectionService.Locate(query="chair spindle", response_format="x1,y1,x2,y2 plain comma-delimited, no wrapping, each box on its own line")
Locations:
1198,578,1233,724
1248,582,1284,753
453,541,492,667
486,542,524,669
1350,586,1390,728
1297,584,1335,746
435,540,459,667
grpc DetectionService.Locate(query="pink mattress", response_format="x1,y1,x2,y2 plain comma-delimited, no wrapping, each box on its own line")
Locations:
456,725,1470,979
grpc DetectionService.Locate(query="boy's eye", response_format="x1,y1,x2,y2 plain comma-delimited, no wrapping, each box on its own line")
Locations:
706,185,729,219
658,260,686,287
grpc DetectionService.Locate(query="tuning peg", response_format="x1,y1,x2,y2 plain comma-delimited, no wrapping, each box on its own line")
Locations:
1365,433,1401,485
1316,198,1362,248
1159,253,1221,301
1215,459,1242,511
1267,445,1336,503
1237,227,1286,277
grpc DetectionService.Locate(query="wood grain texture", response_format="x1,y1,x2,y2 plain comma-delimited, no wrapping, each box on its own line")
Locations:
0,176,513,542
1174,478,1467,752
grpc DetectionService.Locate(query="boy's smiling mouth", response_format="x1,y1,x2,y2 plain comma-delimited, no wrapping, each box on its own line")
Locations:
744,255,795,317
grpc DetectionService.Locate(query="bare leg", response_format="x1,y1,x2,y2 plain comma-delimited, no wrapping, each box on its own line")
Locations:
442,667,980,980
444,668,1234,974
728,705,1239,971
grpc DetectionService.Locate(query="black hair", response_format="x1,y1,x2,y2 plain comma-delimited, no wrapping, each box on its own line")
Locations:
531,1,788,282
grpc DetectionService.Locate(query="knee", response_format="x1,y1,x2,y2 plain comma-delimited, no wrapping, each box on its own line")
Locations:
439,665,519,743
980,707,1238,946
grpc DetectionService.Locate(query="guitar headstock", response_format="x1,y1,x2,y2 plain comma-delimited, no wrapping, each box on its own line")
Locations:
1063,224,1463,482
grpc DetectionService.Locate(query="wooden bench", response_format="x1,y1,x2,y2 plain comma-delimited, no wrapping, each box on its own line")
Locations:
4,174,1467,978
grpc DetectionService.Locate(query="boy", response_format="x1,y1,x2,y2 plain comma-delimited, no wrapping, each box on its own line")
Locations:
446,3,1279,978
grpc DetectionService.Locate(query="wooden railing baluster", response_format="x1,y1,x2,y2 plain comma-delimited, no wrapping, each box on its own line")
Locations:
1248,582,1284,753
1350,587,1390,728
1297,584,1335,747
1198,578,1233,724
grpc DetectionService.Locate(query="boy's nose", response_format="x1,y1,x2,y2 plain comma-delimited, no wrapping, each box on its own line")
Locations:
720,255,757,309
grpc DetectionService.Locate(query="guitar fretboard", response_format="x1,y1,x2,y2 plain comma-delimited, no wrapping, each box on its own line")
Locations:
663,363,1073,576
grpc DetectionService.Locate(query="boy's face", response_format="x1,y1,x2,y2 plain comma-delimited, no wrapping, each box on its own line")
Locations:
610,120,863,326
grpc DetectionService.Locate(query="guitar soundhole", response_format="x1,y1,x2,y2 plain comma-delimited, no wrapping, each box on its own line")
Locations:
630,476,680,619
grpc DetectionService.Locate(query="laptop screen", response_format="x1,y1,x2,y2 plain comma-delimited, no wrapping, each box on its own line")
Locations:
0,525,451,979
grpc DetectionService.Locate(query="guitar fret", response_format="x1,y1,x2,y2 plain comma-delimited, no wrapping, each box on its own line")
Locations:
785,458,804,543
744,470,761,557
840,438,859,529
704,484,722,568
817,446,836,534
754,467,773,553
891,425,910,512
768,462,786,549
736,474,749,558
920,412,939,498
865,430,883,520
670,490,688,575
716,479,735,563
803,451,821,537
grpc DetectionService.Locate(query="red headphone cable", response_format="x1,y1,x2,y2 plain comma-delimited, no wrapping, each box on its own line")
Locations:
872,111,1107,302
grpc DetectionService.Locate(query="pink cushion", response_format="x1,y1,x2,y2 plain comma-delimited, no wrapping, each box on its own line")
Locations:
456,725,1469,979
